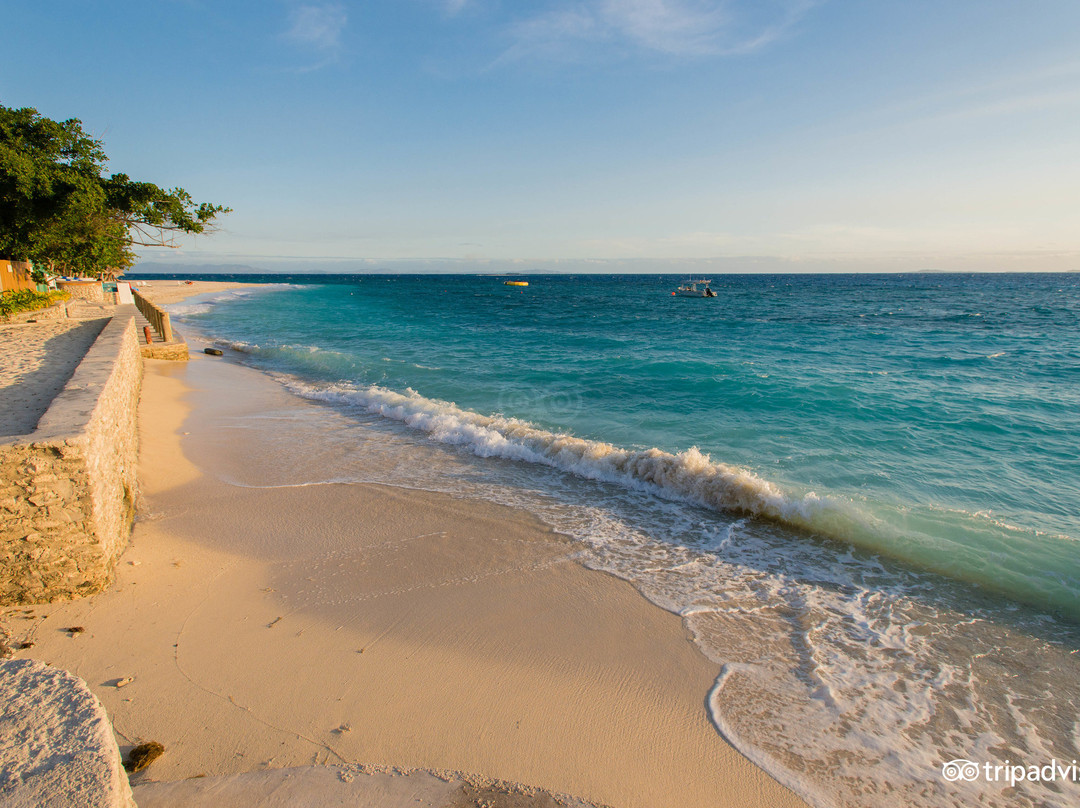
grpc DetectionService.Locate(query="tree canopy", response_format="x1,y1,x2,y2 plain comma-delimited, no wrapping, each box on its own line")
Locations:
0,105,229,277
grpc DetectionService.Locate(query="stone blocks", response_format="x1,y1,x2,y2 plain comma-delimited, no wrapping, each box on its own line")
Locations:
0,311,142,605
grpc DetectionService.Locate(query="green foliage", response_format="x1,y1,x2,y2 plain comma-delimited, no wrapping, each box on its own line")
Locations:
0,105,229,277
0,107,106,266
0,289,69,317
103,174,229,247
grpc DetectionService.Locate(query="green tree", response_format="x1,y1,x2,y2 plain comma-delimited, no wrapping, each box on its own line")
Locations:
0,105,229,278
0,106,105,266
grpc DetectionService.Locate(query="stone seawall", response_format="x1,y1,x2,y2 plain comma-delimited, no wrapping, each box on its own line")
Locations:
0,309,143,605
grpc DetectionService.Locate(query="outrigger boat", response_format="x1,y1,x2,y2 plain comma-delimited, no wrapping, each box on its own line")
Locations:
674,279,716,297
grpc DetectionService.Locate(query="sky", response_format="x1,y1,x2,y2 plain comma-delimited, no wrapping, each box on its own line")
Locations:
3,0,1080,273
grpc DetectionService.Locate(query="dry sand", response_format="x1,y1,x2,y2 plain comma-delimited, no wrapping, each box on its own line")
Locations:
0,318,109,437
2,281,809,808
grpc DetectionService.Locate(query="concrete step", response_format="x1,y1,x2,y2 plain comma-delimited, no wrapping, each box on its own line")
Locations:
133,309,167,343
131,298,188,359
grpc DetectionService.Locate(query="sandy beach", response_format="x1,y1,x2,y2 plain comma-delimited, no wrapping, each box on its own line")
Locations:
3,281,808,808
0,279,254,438
0,318,109,437
130,279,263,306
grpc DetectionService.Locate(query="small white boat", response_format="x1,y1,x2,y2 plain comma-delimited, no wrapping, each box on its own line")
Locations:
674,279,716,298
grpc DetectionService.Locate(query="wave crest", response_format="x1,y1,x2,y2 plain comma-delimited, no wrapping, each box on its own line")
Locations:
286,380,866,538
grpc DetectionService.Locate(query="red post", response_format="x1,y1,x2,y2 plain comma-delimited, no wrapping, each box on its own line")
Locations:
143,325,154,344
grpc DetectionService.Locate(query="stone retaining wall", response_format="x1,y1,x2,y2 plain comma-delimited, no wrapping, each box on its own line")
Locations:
3,300,68,324
139,341,189,361
57,280,105,303
0,309,143,605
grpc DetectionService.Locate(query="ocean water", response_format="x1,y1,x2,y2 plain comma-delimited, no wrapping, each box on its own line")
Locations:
145,272,1080,807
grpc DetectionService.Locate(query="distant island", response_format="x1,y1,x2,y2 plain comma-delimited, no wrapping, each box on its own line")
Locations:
131,262,266,274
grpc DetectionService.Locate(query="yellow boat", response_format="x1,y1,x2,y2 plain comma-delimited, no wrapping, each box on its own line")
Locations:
504,280,529,287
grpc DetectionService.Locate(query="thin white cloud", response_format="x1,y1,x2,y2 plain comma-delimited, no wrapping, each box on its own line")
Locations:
930,88,1080,125
600,0,733,55
284,3,348,65
498,0,816,63
880,60,1080,128
526,8,601,41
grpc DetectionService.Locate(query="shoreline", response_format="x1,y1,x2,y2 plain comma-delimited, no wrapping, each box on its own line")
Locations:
3,281,808,808
128,279,266,306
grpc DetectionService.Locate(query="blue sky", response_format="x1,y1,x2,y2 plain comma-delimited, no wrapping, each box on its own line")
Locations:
4,1,1080,272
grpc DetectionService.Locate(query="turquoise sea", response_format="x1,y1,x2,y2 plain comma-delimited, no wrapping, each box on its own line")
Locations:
141,272,1080,808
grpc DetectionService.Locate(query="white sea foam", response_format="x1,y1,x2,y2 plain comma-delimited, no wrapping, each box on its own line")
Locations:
165,300,218,316
161,284,292,317
280,378,870,540
571,502,1080,808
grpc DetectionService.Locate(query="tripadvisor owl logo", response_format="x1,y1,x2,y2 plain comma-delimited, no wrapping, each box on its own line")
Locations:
941,758,1080,787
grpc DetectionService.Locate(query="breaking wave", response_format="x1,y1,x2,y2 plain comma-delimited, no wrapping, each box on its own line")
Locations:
202,335,1080,621
280,377,869,539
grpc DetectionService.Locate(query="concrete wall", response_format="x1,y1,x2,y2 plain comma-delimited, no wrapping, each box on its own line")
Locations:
0,310,143,605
